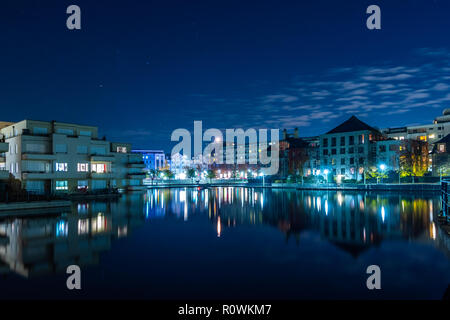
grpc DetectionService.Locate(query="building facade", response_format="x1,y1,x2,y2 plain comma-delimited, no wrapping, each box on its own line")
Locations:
381,109,450,144
0,120,145,194
318,116,384,182
132,149,166,171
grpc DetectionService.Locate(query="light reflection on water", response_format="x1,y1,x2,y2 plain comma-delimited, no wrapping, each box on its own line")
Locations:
144,188,443,249
0,187,449,299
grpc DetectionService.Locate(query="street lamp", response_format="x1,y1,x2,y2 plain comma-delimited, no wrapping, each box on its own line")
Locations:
259,172,265,187
379,164,386,184
322,169,330,184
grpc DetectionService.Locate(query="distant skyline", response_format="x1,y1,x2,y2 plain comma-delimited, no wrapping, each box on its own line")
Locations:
1,0,450,149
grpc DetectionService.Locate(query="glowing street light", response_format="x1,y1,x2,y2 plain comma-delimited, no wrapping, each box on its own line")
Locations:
378,163,386,184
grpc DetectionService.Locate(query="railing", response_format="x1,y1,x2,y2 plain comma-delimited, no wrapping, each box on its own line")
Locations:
440,180,450,224
0,190,65,203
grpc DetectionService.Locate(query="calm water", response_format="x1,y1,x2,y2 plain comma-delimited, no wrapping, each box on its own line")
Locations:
0,187,449,299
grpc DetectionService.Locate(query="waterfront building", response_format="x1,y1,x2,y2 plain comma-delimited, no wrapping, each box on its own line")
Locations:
431,134,450,176
381,109,450,144
319,116,384,182
132,149,166,171
381,109,450,175
0,120,145,194
279,128,311,178
0,136,9,181
376,138,428,175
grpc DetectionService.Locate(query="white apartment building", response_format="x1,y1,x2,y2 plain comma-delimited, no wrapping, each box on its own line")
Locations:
381,109,450,144
0,141,9,180
0,120,145,194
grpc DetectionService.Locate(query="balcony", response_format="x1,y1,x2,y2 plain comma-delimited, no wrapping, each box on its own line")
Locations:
22,172,54,179
91,172,114,179
91,155,114,162
128,172,146,179
127,162,146,168
0,142,8,153
22,153,56,161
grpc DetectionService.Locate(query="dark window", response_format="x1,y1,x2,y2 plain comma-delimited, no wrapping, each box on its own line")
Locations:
323,149,328,155
359,158,364,164
341,158,345,165
323,138,328,147
349,147,354,154
340,148,345,154
341,168,346,175
358,147,364,153
331,149,336,155
349,136,355,145
379,145,386,152
350,158,354,165
340,137,345,146
331,137,336,147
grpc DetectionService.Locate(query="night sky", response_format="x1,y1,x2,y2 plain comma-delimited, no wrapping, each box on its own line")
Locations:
1,0,450,150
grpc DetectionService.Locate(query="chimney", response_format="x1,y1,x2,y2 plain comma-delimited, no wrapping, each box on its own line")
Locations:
294,127,299,138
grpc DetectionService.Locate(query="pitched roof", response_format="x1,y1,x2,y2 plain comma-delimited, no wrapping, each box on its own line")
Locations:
431,133,450,154
326,115,380,134
434,133,450,145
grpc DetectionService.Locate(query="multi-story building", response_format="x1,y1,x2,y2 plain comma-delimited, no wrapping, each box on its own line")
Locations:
381,109,450,175
0,120,145,194
375,138,428,174
279,128,318,178
0,139,9,181
375,139,402,171
431,134,450,176
132,149,166,171
319,116,384,182
381,109,450,144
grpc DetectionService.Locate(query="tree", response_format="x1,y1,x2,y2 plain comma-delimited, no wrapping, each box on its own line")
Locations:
206,169,216,182
185,167,197,182
162,169,175,180
396,140,429,182
365,167,387,183
147,169,159,184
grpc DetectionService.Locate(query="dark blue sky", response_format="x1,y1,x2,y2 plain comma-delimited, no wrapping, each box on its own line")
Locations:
1,0,450,149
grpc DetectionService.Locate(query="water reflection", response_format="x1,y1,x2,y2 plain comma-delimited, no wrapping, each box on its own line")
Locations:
0,194,145,278
144,187,448,257
0,187,449,281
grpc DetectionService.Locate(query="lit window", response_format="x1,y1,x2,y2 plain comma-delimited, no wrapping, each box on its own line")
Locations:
55,180,68,190
55,163,68,172
117,146,127,153
92,163,107,173
77,180,88,189
77,163,89,172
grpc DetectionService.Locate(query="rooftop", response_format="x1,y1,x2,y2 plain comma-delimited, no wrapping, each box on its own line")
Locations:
326,115,380,135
